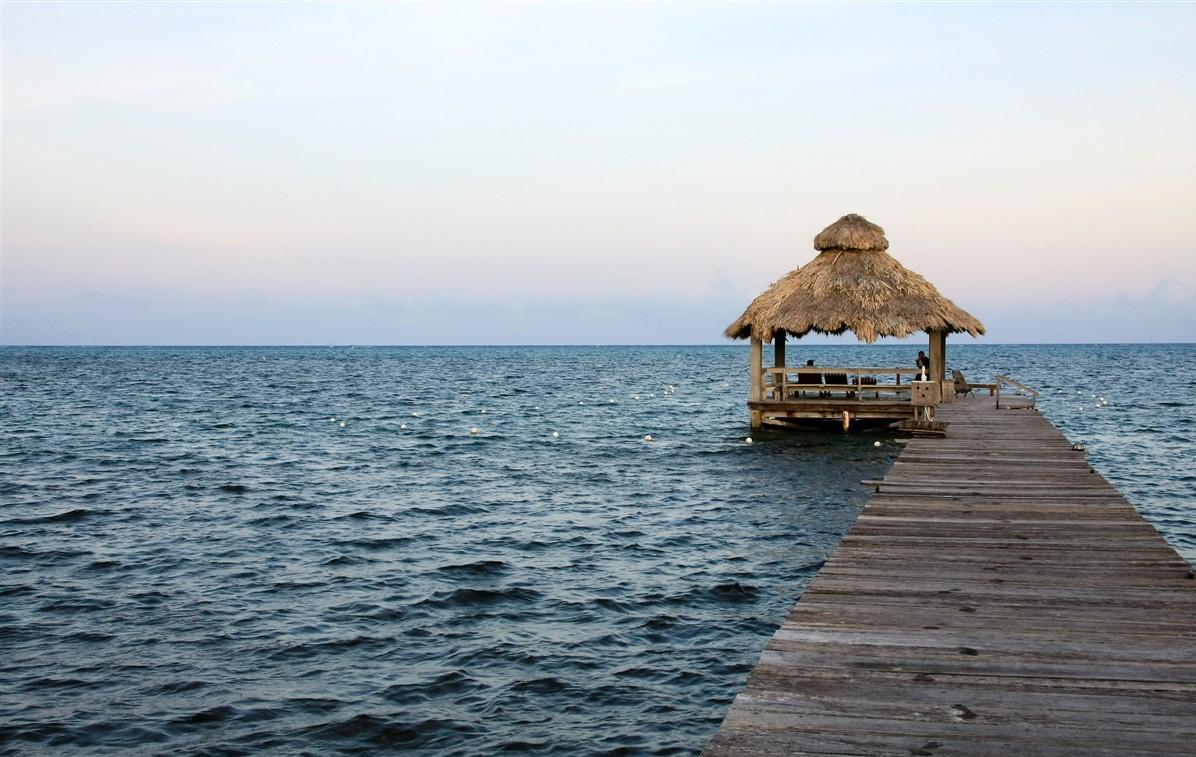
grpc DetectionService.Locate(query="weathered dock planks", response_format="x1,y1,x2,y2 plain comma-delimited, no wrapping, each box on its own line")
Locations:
705,394,1196,756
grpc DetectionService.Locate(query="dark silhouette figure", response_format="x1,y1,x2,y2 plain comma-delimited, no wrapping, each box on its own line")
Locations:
797,359,822,398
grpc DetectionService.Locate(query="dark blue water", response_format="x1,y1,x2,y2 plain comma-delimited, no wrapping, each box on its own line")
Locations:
2,345,1193,755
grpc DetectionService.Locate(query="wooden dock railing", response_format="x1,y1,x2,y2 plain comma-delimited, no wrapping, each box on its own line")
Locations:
761,367,921,402
995,373,1040,408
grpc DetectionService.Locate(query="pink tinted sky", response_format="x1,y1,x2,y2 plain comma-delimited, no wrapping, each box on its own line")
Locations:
3,2,1195,344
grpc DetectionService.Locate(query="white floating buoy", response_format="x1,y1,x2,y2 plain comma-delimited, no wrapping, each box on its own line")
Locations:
874,440,882,447
632,395,640,400
400,423,408,430
481,409,487,414
411,411,421,417
609,399,616,404
329,417,335,421
469,427,479,435
745,437,753,444
339,421,346,428
644,435,653,442
579,401,585,405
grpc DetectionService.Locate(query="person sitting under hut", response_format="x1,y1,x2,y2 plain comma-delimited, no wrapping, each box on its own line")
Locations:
916,350,930,380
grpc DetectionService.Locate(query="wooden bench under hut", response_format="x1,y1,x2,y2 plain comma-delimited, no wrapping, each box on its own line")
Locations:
725,214,985,430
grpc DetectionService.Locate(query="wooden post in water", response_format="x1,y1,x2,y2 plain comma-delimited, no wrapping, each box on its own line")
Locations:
749,335,763,429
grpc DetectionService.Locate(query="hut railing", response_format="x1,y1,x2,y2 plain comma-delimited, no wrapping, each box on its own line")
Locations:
761,367,921,402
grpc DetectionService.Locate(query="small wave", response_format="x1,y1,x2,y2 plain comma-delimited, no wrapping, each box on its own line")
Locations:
219,484,249,494
321,554,375,566
247,514,295,526
668,581,761,605
169,704,236,727
269,635,390,661
382,671,486,705
639,613,679,630
286,697,346,715
592,597,630,612
144,680,209,696
336,510,392,521
338,536,414,551
4,508,96,525
436,559,510,577
363,605,406,621
507,676,571,695
130,589,173,605
65,630,115,642
417,587,542,609
300,713,480,747
21,676,103,691
408,503,487,517
497,738,551,752
268,580,324,592
36,597,118,613
0,545,90,561
613,665,657,680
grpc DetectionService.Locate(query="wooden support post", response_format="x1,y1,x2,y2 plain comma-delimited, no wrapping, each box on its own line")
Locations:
773,332,786,402
929,330,947,382
749,335,763,429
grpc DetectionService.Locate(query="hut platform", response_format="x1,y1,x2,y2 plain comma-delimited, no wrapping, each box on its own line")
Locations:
704,394,1196,756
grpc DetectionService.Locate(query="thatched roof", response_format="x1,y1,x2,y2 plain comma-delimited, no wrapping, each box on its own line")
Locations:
725,214,985,343
813,213,889,252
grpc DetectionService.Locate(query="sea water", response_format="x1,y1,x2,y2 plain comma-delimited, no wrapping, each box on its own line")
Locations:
2,345,1193,755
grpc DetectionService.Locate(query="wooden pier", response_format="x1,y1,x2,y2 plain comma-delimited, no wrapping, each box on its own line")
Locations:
705,394,1196,756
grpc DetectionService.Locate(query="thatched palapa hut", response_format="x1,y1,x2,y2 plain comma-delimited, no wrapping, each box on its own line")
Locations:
726,213,984,429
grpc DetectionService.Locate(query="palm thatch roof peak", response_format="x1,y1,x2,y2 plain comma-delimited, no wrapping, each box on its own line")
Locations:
813,213,888,251
725,214,985,343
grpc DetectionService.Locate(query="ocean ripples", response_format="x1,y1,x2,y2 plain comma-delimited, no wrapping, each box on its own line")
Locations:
2,344,1192,755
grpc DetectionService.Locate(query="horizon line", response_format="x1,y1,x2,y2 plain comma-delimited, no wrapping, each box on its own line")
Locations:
3,342,1196,349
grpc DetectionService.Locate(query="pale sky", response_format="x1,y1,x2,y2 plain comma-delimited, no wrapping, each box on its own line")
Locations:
3,2,1195,345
